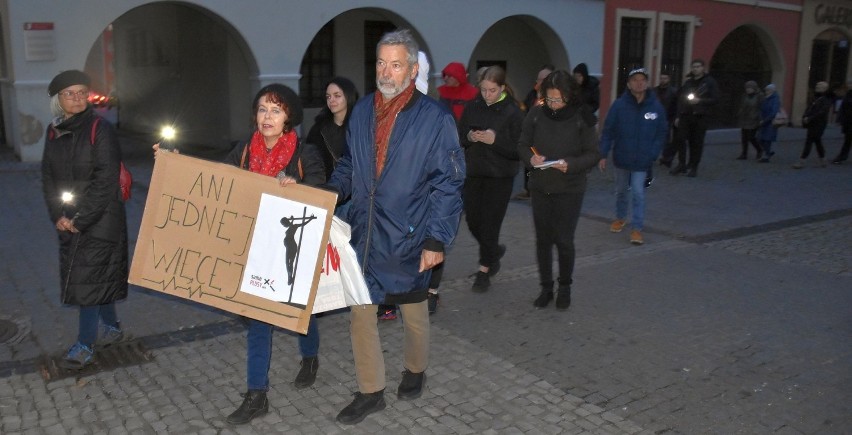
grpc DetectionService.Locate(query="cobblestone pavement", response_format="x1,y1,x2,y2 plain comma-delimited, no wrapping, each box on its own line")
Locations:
1,126,850,434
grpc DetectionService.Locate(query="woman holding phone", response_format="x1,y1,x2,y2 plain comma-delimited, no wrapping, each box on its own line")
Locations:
457,65,523,293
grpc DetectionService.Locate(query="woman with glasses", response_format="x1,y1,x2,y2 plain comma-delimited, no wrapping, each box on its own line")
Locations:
457,65,523,294
41,70,129,369
517,70,599,311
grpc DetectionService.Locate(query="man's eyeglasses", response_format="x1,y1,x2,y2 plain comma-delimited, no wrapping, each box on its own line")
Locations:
544,97,566,104
59,90,89,100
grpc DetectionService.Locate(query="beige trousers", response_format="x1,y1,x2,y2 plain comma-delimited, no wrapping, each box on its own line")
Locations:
349,301,430,393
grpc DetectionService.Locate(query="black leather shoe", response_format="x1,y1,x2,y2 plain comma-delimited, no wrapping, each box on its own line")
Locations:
471,271,490,293
294,356,318,389
533,290,553,308
686,168,697,178
555,286,571,310
397,369,426,400
226,390,268,425
336,390,386,425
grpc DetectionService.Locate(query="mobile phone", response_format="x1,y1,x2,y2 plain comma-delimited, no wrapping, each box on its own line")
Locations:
469,125,484,131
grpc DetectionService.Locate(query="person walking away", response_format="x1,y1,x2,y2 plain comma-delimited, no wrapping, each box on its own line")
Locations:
656,73,679,167
328,29,464,425
736,80,763,160
458,65,523,293
598,68,668,245
832,80,852,164
517,70,599,311
671,59,719,177
758,84,781,163
41,70,129,369
794,81,832,168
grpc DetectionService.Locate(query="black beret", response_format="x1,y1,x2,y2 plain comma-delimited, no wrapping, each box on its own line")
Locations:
48,70,91,97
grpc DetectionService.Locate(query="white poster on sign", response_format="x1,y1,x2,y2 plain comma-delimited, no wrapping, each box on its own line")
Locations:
240,193,327,307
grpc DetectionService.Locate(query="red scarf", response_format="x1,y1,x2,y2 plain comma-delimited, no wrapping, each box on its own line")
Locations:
374,80,416,177
248,130,297,177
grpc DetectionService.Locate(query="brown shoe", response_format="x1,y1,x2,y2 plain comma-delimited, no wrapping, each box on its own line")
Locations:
610,219,627,233
630,230,644,245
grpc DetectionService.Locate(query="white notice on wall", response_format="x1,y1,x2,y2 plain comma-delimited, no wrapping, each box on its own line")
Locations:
24,22,56,62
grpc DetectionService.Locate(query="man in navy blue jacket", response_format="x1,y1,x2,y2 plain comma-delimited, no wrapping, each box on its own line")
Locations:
328,29,464,425
599,67,668,245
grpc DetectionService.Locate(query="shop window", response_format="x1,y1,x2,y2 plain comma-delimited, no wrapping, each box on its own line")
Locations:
299,21,334,108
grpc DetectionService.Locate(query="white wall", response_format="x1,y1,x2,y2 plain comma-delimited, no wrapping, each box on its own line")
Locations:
1,0,605,161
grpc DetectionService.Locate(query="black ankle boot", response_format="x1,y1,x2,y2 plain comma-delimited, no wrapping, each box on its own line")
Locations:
226,389,269,425
533,289,553,308
337,389,386,425
555,286,572,310
294,356,319,389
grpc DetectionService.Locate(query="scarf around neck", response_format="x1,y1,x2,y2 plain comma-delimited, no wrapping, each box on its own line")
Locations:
248,129,298,177
374,80,416,177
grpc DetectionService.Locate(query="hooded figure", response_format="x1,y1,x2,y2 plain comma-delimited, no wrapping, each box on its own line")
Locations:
572,63,601,112
438,62,478,121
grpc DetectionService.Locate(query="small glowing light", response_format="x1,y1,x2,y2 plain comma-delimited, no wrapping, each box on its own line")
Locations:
687,93,696,100
61,192,74,203
161,126,177,140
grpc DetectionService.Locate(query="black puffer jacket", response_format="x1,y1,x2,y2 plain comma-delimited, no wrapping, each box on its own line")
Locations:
41,106,128,306
458,94,523,178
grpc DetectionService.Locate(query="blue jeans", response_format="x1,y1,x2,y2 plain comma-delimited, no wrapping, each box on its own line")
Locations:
615,168,646,231
246,314,319,390
77,303,119,347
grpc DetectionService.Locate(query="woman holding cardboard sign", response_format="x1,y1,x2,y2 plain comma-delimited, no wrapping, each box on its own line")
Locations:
225,84,325,424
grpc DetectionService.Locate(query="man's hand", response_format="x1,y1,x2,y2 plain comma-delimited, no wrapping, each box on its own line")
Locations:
598,158,607,172
419,249,444,273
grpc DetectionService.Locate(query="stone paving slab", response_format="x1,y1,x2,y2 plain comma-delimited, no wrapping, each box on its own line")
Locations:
0,312,651,434
1,125,850,434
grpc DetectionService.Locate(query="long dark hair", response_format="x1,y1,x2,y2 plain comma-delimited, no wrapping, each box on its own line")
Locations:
314,76,359,127
540,70,580,105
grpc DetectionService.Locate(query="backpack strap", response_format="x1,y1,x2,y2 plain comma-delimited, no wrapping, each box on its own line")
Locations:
239,143,249,169
90,117,101,145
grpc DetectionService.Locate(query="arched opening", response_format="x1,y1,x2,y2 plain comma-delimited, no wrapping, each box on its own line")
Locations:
82,2,258,158
709,25,773,128
808,29,850,93
298,8,424,133
469,15,569,107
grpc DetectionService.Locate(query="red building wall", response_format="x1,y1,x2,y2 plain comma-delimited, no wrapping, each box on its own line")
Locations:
600,0,803,123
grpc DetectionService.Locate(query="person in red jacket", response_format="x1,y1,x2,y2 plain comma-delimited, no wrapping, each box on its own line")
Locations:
438,61,478,121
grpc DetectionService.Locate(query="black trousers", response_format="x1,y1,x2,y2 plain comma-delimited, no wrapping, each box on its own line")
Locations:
675,114,708,169
740,128,761,156
800,126,826,159
464,176,514,268
530,189,585,289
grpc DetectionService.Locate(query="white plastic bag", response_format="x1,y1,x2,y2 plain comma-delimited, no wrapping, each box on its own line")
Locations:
312,216,372,313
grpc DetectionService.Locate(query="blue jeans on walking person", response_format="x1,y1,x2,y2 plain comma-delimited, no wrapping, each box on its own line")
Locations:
615,168,647,231
78,303,118,347
246,314,319,390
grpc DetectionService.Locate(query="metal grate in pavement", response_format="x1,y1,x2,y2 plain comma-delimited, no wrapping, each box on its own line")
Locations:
40,340,154,382
0,319,18,343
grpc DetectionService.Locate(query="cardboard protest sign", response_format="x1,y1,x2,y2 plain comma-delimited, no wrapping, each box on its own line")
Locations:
128,152,336,333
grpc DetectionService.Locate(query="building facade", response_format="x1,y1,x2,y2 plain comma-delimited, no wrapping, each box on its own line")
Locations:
600,0,804,128
0,0,605,162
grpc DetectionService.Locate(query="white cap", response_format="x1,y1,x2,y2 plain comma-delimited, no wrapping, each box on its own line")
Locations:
416,51,430,94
